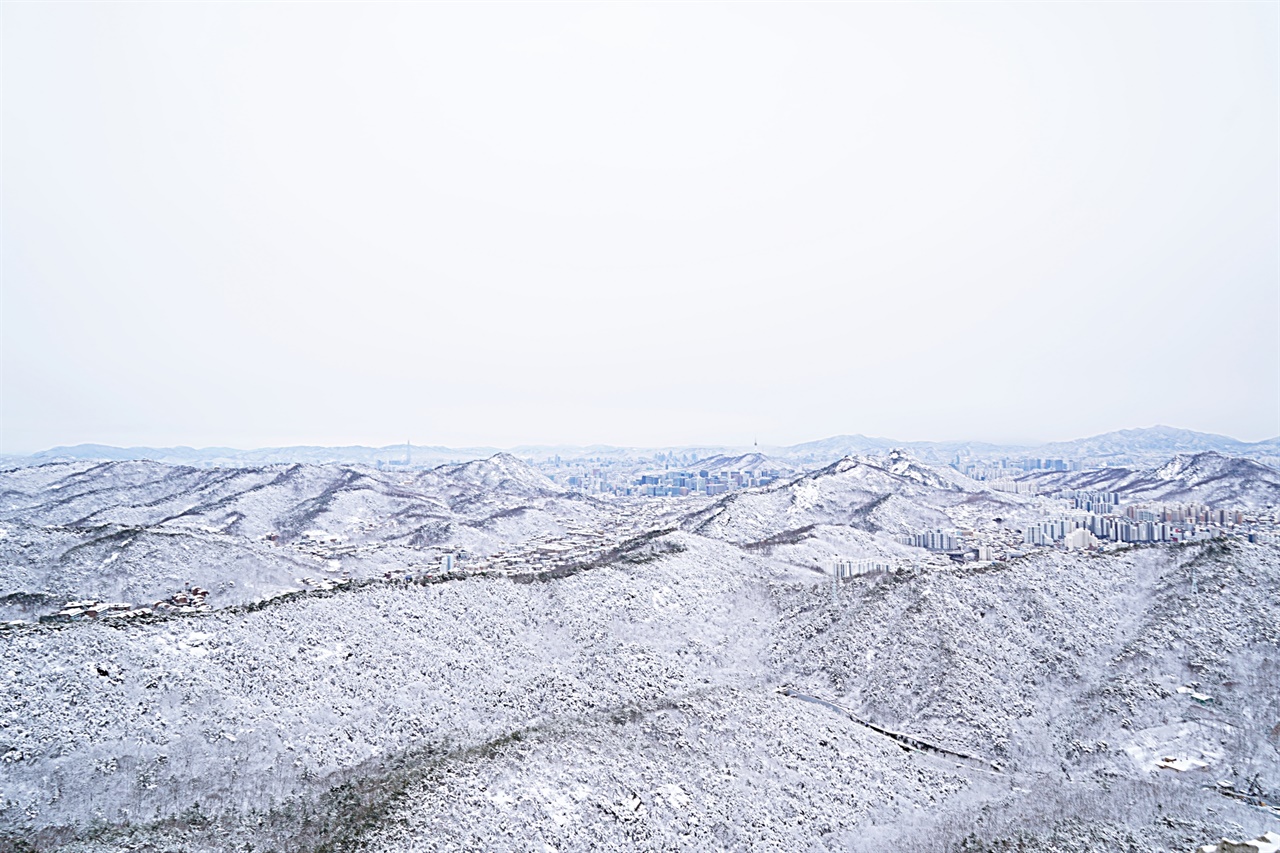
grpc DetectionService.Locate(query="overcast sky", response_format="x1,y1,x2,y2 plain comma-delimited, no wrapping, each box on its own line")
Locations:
4,1,1277,452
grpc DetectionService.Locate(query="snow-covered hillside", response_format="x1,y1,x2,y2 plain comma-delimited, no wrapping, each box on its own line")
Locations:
1024,451,1280,508
412,452,568,508
0,455,618,619
689,452,797,475
1,458,1277,852
1032,426,1280,466
685,452,1021,548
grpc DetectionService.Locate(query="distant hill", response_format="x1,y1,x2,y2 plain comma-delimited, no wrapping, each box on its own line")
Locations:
15,425,1279,470
413,452,568,510
776,426,1280,467
1023,451,1280,509
1032,426,1280,466
685,451,1018,549
687,452,798,475
0,453,606,609
776,435,1016,465
26,442,503,468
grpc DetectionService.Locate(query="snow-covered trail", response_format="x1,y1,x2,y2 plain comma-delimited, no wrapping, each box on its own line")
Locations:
779,687,1002,773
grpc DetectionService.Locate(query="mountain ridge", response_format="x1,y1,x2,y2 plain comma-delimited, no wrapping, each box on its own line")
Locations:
1022,450,1280,508
17,425,1280,469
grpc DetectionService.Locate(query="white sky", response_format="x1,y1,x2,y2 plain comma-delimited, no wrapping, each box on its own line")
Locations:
4,1,1277,452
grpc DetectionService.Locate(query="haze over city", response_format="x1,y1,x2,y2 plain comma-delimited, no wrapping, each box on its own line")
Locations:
5,1,1277,452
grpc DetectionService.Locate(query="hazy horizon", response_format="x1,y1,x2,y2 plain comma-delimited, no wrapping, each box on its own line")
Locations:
5,2,1277,453
13,422,1279,458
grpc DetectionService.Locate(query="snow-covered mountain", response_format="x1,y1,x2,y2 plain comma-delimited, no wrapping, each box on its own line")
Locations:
777,434,1014,465
686,451,1018,554
0,455,610,617
880,447,979,491
1024,451,1280,508
27,442,505,468
777,426,1280,467
413,452,567,507
18,425,1278,471
686,451,797,475
2,455,1278,852
1032,426,1280,467
2,527,1275,851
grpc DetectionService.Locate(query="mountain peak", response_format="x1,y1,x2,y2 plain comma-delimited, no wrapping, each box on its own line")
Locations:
1150,450,1258,482
440,452,565,495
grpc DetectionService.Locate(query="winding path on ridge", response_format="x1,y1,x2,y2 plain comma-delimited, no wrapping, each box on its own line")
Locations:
779,687,1004,774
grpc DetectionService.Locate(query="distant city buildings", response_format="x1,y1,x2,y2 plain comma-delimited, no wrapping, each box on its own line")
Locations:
953,457,1077,479
532,451,1280,566
987,479,1041,496
633,468,781,497
548,461,782,498
1021,498,1257,548
830,558,892,578
896,530,958,551
1061,490,1120,515
1064,528,1100,550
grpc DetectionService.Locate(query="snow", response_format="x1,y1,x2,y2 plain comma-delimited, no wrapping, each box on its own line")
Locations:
0,455,1277,851
1025,452,1280,508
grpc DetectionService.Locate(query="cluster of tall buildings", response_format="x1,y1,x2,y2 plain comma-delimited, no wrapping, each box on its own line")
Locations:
565,471,610,492
628,468,782,498
1023,519,1077,546
896,530,958,551
546,456,786,498
1009,483,1272,550
987,479,1041,496
830,558,893,579
1126,503,1244,526
545,460,630,494
1025,513,1228,547
1064,528,1101,550
1061,490,1120,515
953,457,1077,480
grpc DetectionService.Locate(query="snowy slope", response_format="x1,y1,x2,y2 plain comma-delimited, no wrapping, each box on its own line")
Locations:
1033,426,1272,464
360,542,1280,853
686,452,1020,548
4,538,1273,852
1024,452,1280,508
412,452,568,508
0,456,613,618
0,534,792,836
689,452,797,475
3,461,1279,852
